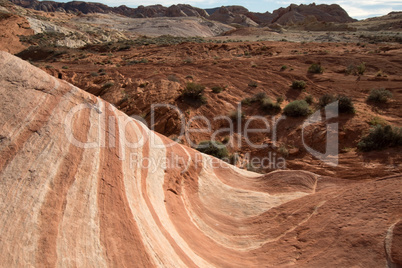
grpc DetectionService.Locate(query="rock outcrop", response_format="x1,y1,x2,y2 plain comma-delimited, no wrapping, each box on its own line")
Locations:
0,12,33,53
0,51,400,267
9,1,356,26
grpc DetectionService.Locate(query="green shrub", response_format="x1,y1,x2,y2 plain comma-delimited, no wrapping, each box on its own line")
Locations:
368,116,388,126
62,66,69,69
90,72,99,77
229,110,245,121
248,80,258,87
261,98,281,114
283,100,310,117
212,86,225,93
276,95,284,104
308,63,324,74
281,65,288,70
337,95,355,114
319,94,336,107
345,64,356,75
357,125,402,151
305,95,314,105
357,62,366,75
319,94,354,113
102,81,114,89
367,88,393,103
181,82,207,105
291,80,307,90
196,140,229,159
167,74,179,82
241,98,253,105
253,92,267,100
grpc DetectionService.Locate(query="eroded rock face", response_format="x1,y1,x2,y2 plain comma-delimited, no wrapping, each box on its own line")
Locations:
0,51,401,267
0,13,33,53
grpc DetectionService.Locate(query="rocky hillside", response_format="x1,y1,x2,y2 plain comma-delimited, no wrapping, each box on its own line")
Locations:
0,51,401,267
10,0,356,26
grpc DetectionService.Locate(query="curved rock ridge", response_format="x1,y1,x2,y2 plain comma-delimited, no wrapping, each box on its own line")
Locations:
0,51,401,267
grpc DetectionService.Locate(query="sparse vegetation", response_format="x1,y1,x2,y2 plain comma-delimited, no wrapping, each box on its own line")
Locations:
283,100,310,117
278,145,289,158
345,62,366,75
318,94,355,113
167,74,180,82
357,62,366,75
212,86,226,93
369,116,388,127
319,94,337,107
248,80,258,88
62,66,69,69
276,95,284,104
196,140,229,159
358,125,402,151
229,110,245,121
181,82,207,105
291,80,307,90
308,63,324,74
367,88,393,103
281,65,288,70
305,95,314,105
102,81,114,89
261,98,281,115
337,95,355,114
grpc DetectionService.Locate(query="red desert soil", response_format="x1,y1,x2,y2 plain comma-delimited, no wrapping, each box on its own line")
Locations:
0,51,401,267
36,40,402,180
0,12,33,53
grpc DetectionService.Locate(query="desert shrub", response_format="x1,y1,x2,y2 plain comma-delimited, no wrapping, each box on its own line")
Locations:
345,64,356,75
62,66,69,69
357,62,366,75
305,95,314,105
318,94,354,113
241,98,253,105
319,94,337,107
357,125,402,151
281,65,288,70
196,140,229,159
276,95,284,104
278,145,289,158
102,81,114,89
248,80,258,87
90,72,99,77
181,82,207,105
167,74,179,82
368,116,388,126
253,92,267,100
291,80,307,90
283,100,310,117
128,58,148,65
337,95,355,114
229,110,245,121
308,63,324,74
367,88,393,103
212,86,225,93
261,98,281,114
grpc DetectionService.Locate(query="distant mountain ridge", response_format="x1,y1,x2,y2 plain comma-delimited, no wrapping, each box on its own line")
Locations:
9,0,357,25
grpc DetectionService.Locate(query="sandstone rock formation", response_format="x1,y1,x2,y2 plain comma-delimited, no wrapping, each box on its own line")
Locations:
10,1,356,26
0,51,401,267
0,12,33,53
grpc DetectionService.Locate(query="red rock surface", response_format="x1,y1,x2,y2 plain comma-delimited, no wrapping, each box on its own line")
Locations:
0,12,33,53
0,51,401,267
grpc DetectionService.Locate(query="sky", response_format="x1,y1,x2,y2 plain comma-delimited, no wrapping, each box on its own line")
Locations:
56,0,402,20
